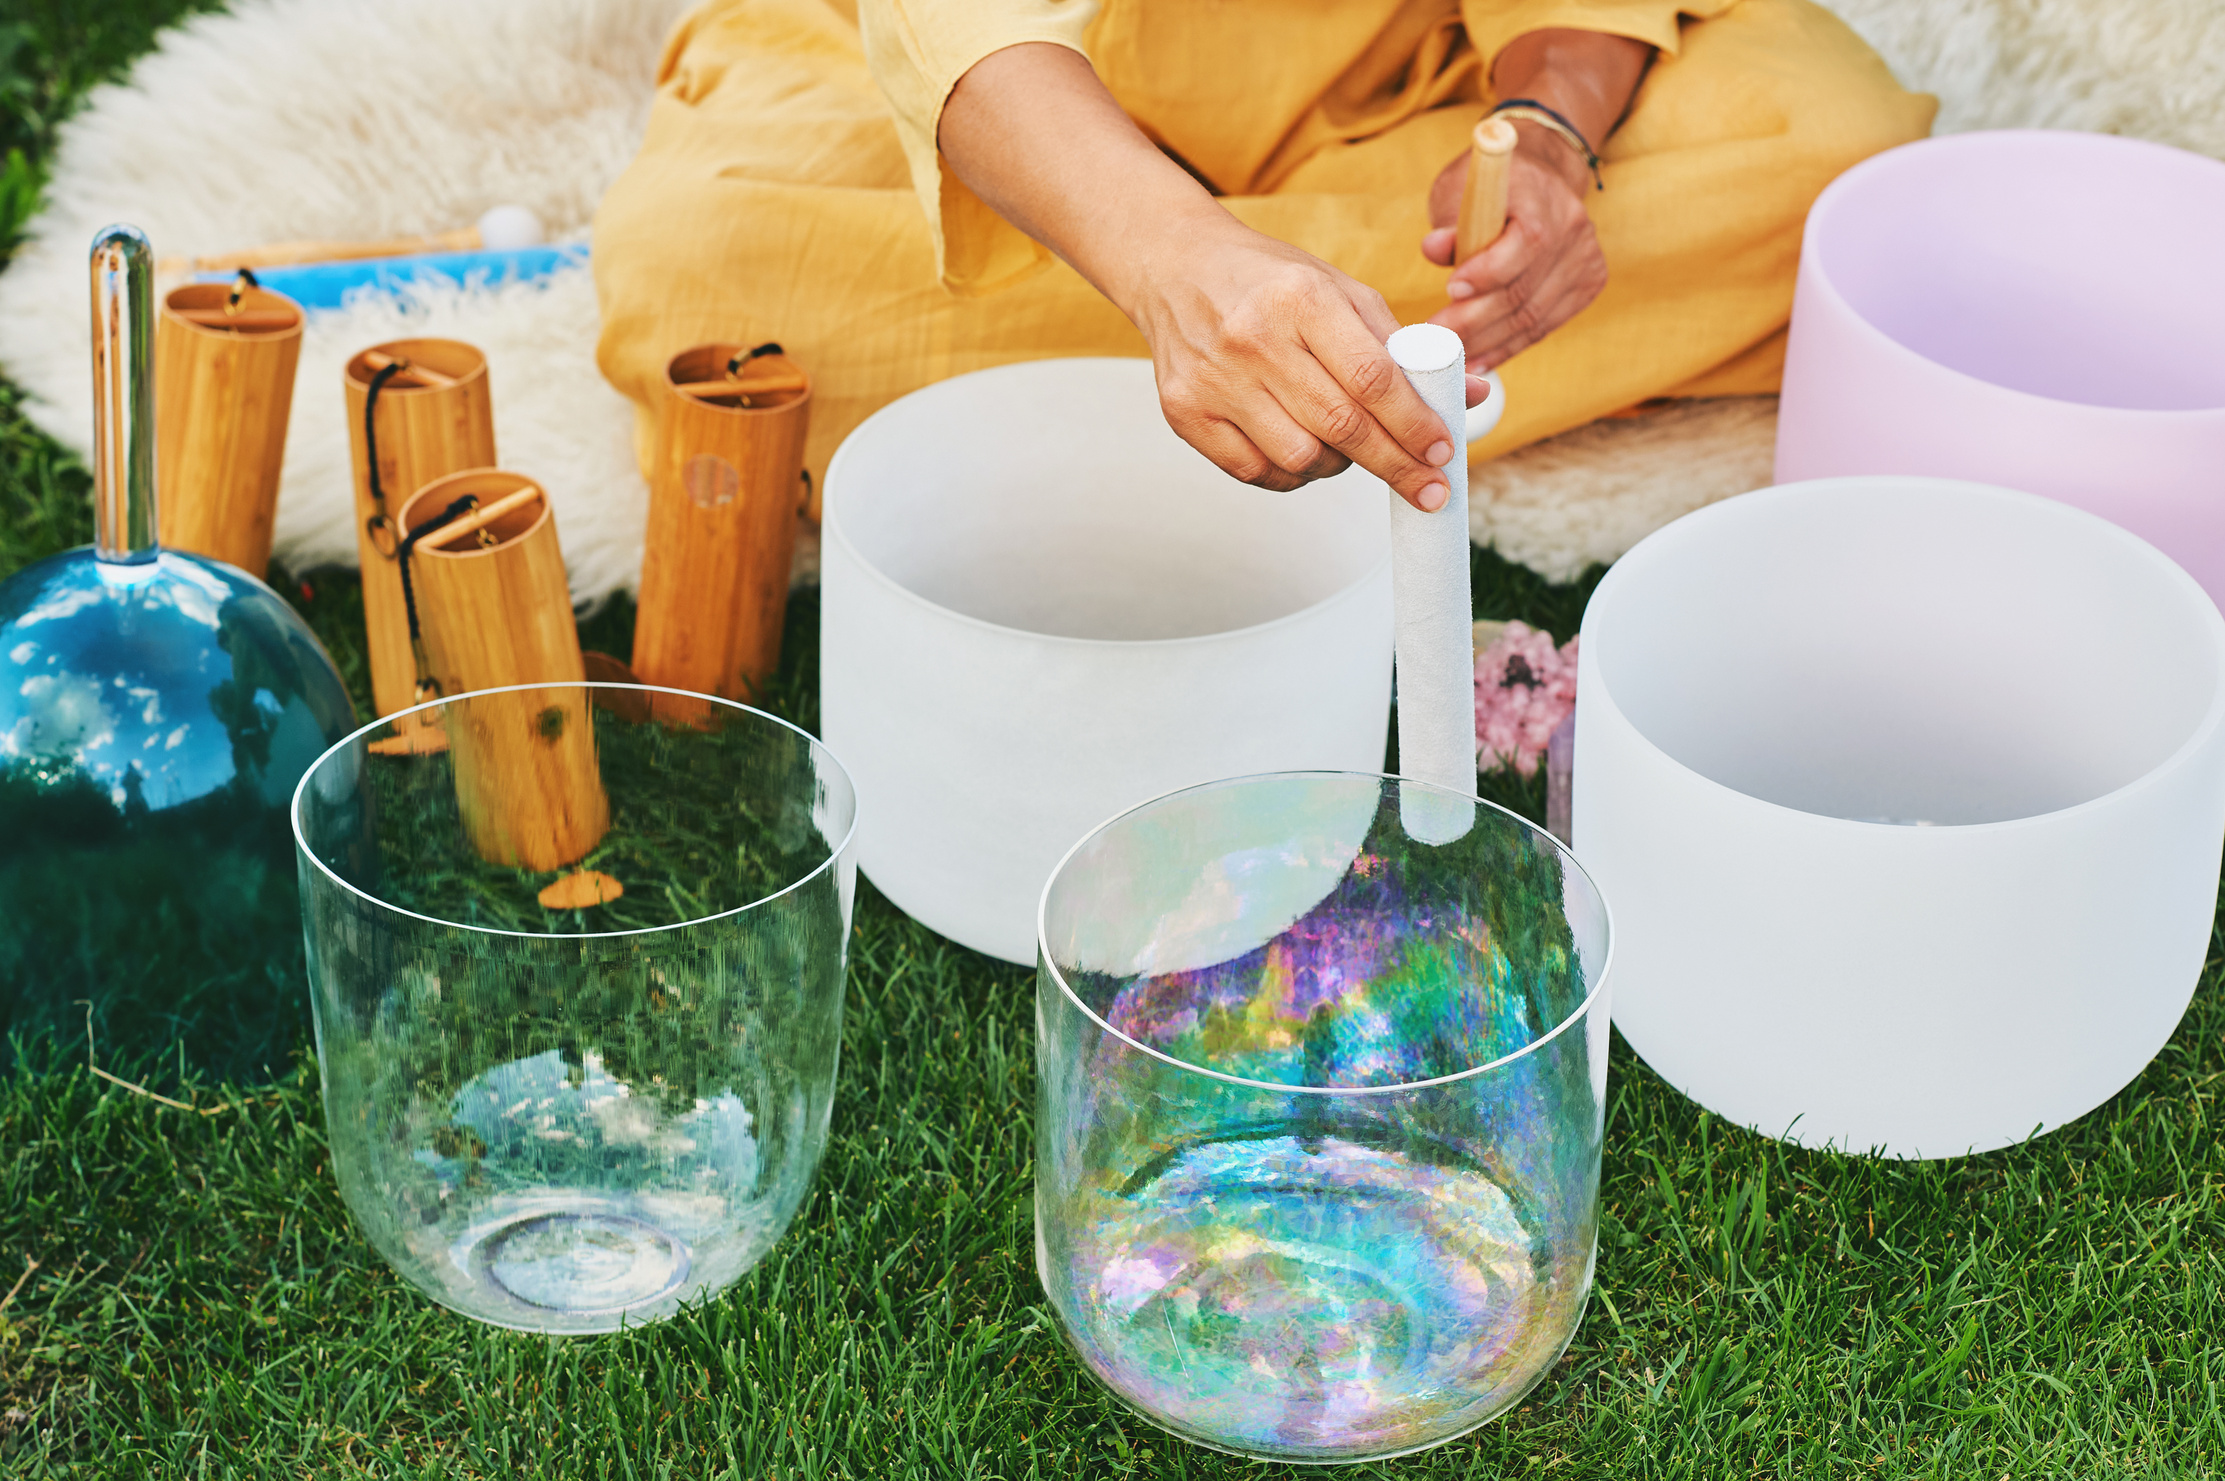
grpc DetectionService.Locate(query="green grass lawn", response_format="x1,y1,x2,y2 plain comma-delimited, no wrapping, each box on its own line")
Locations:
4,4,2224,1476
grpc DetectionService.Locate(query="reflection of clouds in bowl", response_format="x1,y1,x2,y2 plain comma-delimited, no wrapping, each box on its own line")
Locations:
5,669,116,758
447,1049,759,1184
3,654,224,807
0,550,360,812
10,582,108,630
403,1049,777,1323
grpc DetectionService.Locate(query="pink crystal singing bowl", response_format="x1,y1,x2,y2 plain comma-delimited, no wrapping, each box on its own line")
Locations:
1776,130,2225,609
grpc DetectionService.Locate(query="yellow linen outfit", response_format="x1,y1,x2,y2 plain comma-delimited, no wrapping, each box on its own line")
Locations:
594,0,1934,515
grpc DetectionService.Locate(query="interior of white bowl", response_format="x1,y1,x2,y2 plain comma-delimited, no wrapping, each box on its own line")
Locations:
1590,478,2225,825
1813,133,2225,412
825,358,1388,641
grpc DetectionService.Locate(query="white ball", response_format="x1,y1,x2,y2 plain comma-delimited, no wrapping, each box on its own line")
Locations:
475,204,545,251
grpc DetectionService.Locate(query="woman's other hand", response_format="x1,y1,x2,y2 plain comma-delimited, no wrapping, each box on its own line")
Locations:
1421,123,1605,369
1419,28,1654,371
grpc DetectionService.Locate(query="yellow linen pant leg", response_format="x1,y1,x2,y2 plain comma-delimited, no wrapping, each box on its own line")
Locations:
593,0,1141,520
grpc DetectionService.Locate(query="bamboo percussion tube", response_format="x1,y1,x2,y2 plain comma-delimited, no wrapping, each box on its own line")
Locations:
343,339,496,716
399,470,608,872
1455,117,1519,264
631,344,813,725
153,281,304,575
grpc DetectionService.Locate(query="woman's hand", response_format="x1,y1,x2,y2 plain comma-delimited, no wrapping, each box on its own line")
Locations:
1128,215,1485,507
1418,27,1655,370
940,42,1482,511
1420,125,1605,369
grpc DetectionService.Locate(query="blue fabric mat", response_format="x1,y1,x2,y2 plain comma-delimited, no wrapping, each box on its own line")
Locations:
196,244,588,310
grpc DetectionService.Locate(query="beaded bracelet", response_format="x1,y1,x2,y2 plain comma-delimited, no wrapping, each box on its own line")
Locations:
1488,98,1604,190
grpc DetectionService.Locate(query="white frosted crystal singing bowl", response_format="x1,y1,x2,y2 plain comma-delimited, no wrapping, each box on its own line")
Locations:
821,357,1397,964
1574,476,2225,1159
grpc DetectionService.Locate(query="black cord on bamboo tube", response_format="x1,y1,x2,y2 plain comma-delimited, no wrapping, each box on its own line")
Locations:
724,341,785,379
360,358,411,556
395,493,482,697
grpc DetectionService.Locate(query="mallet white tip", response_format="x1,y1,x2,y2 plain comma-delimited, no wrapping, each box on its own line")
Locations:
1387,322,1464,374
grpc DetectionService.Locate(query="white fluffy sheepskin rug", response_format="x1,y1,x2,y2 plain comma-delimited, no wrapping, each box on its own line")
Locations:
0,0,2219,598
0,0,693,606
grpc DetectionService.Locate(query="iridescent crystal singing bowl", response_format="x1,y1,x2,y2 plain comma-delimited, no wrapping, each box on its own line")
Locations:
1035,771,1611,1464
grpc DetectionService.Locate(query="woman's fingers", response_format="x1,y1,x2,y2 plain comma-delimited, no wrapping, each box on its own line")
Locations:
1430,198,1607,367
1155,267,1455,509
1166,410,1316,493
1268,353,1453,506
1293,286,1461,505
1239,389,1357,483
1446,213,1544,301
1138,227,1464,510
1423,129,1607,368
1431,247,1605,367
1167,361,1449,511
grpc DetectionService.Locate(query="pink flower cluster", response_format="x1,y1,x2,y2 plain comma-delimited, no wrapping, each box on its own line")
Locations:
1475,621,1578,777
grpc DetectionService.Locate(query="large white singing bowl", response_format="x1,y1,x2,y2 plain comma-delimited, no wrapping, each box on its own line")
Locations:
1776,131,2225,609
821,358,1393,964
1575,476,2225,1159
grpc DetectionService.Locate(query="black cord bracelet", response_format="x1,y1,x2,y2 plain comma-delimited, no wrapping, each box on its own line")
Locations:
1489,97,1605,190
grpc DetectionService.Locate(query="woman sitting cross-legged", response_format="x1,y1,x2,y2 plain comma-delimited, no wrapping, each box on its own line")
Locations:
594,0,1935,514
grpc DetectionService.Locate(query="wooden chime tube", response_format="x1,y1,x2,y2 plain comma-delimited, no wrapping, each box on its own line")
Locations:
631,344,812,726
343,338,496,716
153,281,305,576
400,470,608,872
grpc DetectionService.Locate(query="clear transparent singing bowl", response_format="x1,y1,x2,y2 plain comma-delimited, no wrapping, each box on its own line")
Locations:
291,683,856,1333
1035,772,1611,1464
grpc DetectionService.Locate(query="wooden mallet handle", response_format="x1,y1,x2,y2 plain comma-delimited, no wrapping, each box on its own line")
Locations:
159,227,482,278
1455,117,1519,264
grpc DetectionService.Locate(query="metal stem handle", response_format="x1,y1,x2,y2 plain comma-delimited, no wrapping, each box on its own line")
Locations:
91,224,158,564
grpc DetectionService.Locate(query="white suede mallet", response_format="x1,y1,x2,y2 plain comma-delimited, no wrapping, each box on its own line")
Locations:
1387,322,1479,845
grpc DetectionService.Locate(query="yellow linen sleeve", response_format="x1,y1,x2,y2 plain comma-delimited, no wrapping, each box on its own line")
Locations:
859,0,1099,296
1462,0,1742,75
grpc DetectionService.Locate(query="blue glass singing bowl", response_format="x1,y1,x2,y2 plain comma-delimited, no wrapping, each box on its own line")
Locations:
0,548,356,1077
1035,772,1612,1464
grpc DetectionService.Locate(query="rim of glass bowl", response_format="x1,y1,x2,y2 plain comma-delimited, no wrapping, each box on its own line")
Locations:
290,681,859,939
1036,769,1615,1097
